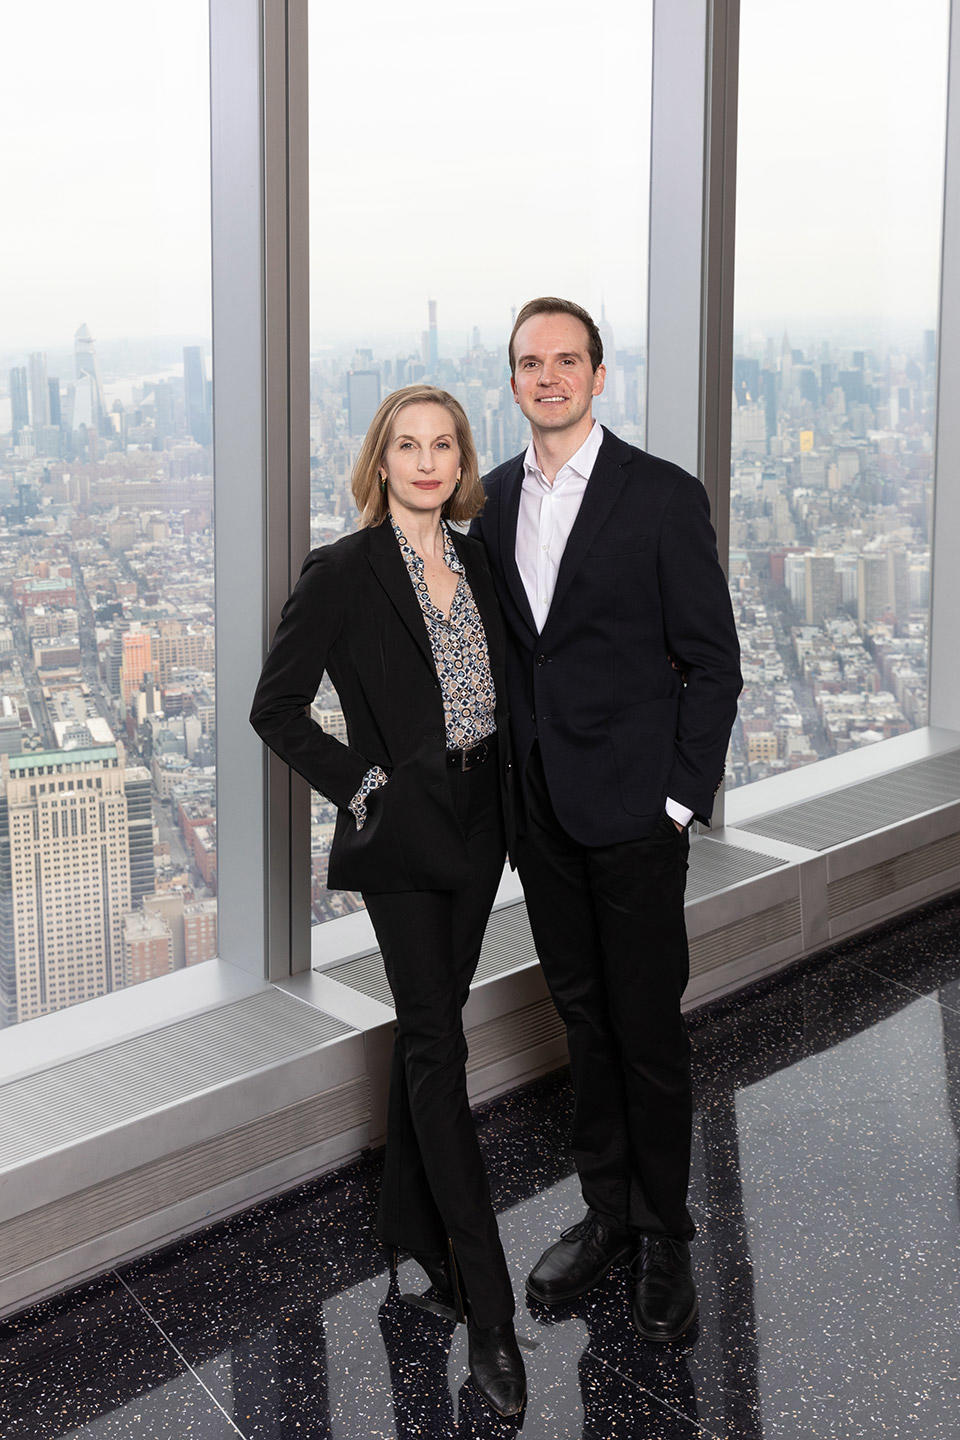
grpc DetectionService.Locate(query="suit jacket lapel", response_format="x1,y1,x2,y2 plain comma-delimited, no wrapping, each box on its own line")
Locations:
498,457,538,638
365,521,437,675
541,428,631,635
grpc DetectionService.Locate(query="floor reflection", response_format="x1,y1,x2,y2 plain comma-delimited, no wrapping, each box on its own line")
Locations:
4,892,960,1437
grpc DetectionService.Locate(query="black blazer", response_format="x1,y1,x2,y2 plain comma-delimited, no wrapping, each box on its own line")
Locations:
470,427,742,845
249,520,512,893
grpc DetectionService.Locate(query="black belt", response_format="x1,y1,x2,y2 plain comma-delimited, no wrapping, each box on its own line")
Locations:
446,736,495,771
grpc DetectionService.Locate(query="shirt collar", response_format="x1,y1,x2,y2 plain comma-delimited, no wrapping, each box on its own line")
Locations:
522,419,603,490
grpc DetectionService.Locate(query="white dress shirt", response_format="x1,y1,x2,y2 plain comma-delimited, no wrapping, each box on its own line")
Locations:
516,420,693,829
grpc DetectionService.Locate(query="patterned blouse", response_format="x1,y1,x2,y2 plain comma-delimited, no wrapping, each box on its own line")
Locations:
348,516,497,828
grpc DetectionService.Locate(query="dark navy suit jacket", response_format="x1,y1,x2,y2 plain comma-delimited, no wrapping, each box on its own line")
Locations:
470,426,742,845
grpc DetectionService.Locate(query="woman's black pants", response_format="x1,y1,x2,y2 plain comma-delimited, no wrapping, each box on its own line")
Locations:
362,751,514,1328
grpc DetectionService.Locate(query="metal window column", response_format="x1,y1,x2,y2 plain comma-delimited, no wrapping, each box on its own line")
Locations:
646,0,740,824
211,0,310,979
930,1,960,732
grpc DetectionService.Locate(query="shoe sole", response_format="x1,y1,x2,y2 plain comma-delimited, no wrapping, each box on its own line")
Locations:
631,1297,699,1343
525,1243,636,1306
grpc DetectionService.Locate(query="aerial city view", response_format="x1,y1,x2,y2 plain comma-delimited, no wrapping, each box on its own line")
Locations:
0,301,935,1020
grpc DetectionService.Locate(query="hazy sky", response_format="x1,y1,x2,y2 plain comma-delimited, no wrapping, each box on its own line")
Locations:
0,0,949,359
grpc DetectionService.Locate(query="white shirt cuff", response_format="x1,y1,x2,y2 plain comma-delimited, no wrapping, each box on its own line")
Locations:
665,797,694,828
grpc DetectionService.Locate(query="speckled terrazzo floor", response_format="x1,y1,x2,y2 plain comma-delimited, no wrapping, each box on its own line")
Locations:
4,894,960,1439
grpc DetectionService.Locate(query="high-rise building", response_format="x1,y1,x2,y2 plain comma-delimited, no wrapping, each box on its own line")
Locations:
805,554,839,625
125,765,155,909
29,352,50,429
184,898,217,965
121,627,154,708
9,367,29,437
72,323,107,434
183,345,211,445
0,745,133,1026
857,553,890,625
47,377,62,428
123,911,174,985
427,299,438,373
347,369,381,436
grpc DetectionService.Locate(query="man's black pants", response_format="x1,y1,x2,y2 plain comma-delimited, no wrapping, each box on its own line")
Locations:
516,743,695,1241
363,750,515,1328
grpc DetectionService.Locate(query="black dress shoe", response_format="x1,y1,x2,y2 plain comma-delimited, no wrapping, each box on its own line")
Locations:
467,1318,527,1417
630,1236,698,1342
526,1209,636,1304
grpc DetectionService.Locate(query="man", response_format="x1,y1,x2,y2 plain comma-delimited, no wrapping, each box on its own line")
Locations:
470,297,741,1341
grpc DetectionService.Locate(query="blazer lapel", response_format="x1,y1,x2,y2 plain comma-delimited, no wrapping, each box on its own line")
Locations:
365,522,436,676
541,428,631,634
498,457,538,638
451,529,506,693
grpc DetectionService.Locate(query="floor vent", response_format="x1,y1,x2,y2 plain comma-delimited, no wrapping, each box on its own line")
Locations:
466,996,566,1074
0,989,354,1169
736,749,960,851
687,838,785,901
827,832,960,918
0,1075,370,1282
690,897,802,977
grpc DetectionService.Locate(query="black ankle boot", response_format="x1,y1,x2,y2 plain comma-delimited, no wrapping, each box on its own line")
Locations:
467,1318,526,1417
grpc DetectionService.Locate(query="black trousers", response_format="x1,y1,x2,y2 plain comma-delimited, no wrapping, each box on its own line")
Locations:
516,743,694,1241
363,749,515,1328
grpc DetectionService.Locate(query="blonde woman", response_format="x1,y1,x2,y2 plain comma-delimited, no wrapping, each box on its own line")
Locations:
250,385,524,1416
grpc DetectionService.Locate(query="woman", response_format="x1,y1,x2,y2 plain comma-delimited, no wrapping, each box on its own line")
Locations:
249,385,525,1417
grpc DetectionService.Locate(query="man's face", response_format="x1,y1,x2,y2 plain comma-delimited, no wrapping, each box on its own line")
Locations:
510,312,606,434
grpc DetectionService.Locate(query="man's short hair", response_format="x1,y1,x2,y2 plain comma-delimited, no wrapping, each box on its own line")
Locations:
508,297,604,375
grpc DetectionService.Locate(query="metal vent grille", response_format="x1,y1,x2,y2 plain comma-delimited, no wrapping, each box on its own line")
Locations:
687,838,785,901
325,898,536,1008
689,898,802,977
0,1076,370,1281
466,997,566,1074
736,750,960,850
0,990,353,1168
827,832,960,918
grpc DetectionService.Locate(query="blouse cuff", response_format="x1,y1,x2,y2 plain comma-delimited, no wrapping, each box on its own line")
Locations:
348,766,389,831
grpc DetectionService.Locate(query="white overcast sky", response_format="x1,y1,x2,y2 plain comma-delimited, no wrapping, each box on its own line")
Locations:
0,0,949,357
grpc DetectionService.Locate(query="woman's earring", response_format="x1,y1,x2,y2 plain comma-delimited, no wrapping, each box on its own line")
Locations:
454,469,461,492
379,473,386,491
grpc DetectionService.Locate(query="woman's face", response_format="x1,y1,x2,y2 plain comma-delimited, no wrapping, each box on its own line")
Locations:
380,402,461,521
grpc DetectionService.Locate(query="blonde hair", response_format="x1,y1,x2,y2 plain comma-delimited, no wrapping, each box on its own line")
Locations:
351,384,485,527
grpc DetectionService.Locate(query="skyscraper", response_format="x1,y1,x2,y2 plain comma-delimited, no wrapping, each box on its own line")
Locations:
428,299,438,373
9,367,29,438
0,745,133,1025
183,345,211,445
29,353,50,429
72,323,107,434
347,369,381,436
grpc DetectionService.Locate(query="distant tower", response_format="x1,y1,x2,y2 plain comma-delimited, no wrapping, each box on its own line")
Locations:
47,378,61,427
72,323,107,433
598,300,616,374
183,346,211,445
29,352,50,429
9,367,29,437
347,370,381,437
428,299,439,373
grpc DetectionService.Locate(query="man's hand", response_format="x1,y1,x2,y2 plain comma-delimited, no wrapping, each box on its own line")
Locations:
672,818,684,832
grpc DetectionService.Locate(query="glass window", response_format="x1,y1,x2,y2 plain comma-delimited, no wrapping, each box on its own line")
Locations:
0,1,215,1027
307,0,653,926
727,0,949,790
